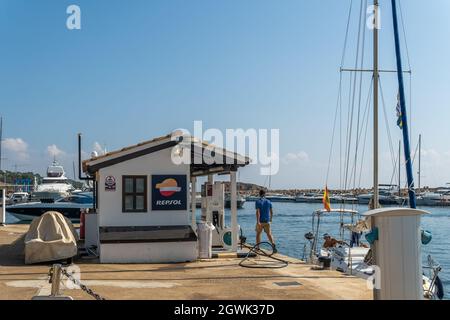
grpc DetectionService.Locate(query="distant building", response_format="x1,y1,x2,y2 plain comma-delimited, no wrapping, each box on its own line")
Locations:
0,181,15,194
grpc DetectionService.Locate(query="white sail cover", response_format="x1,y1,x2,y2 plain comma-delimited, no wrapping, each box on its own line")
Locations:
25,211,78,264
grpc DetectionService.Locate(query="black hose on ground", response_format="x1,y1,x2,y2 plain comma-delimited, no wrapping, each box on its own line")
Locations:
239,242,289,269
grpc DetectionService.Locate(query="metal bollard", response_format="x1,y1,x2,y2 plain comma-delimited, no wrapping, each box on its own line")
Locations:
32,264,73,300
1,188,5,226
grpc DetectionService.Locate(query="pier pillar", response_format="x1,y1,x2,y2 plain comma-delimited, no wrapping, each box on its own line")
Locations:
191,176,197,230
1,188,5,226
230,170,238,251
363,208,429,300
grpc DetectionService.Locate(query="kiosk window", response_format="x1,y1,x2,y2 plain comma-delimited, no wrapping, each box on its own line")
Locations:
122,175,147,212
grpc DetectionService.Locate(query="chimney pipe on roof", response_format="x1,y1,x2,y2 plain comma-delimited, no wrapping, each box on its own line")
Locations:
78,133,93,181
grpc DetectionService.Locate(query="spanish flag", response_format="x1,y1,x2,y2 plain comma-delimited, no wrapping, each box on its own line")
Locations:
323,186,331,212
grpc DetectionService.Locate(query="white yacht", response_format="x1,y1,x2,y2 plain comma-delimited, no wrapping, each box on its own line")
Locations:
32,160,75,202
295,192,323,203
357,184,402,205
265,193,295,202
5,192,30,205
417,184,450,207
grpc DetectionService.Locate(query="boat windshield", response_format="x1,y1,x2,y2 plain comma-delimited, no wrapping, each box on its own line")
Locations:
42,179,69,184
47,171,64,178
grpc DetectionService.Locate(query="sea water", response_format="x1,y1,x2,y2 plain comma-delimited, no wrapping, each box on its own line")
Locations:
224,201,450,300
6,202,449,299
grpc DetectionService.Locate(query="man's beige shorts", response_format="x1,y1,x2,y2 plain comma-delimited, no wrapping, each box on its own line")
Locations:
256,222,272,234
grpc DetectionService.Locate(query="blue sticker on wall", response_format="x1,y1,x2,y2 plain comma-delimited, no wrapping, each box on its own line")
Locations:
151,175,187,211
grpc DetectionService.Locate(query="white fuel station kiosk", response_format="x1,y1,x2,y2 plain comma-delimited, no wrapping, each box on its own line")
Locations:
81,131,250,263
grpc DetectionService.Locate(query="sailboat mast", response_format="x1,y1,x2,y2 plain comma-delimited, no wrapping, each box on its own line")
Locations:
391,0,416,208
0,117,2,180
418,134,421,194
373,0,380,208
73,161,77,181
398,140,401,196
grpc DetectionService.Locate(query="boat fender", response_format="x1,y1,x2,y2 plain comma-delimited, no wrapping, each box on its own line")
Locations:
79,210,86,239
421,230,432,245
435,275,445,300
365,227,378,245
304,232,315,241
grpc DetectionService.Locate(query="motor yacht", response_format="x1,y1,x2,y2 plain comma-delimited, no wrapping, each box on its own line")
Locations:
31,160,75,202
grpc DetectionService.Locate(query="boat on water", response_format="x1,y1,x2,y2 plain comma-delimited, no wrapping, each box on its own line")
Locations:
295,192,323,203
245,195,260,201
332,194,359,204
31,160,75,203
357,185,403,206
265,193,295,202
417,184,450,207
5,192,30,205
296,192,358,204
245,193,295,202
225,193,246,208
6,192,93,221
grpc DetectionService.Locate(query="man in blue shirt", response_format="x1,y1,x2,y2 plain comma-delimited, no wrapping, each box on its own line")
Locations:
255,189,277,253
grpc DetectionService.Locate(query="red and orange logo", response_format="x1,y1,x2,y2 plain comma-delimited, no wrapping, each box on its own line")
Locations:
155,178,182,197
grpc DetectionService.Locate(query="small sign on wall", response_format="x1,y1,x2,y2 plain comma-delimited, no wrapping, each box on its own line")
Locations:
152,175,187,211
105,176,116,191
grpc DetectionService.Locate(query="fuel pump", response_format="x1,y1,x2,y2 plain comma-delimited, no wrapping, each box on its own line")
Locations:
200,181,236,249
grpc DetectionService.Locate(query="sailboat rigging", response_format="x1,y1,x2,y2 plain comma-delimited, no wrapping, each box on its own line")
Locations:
305,0,444,300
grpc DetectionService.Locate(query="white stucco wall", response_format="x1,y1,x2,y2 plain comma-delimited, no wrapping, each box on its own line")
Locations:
100,242,197,263
97,148,190,227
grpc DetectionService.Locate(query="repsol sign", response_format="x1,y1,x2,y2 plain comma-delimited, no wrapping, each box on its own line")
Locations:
151,175,187,211
156,200,182,206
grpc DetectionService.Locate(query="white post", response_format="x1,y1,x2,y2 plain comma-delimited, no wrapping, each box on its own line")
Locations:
363,208,428,300
191,176,197,230
207,174,213,184
1,188,5,226
230,170,238,251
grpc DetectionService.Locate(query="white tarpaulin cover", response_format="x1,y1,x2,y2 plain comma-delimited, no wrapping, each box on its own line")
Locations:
25,211,79,264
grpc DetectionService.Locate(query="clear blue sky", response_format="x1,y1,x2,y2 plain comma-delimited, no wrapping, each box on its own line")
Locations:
1,0,450,189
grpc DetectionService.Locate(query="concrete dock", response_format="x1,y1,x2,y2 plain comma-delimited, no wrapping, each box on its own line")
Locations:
0,225,372,300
